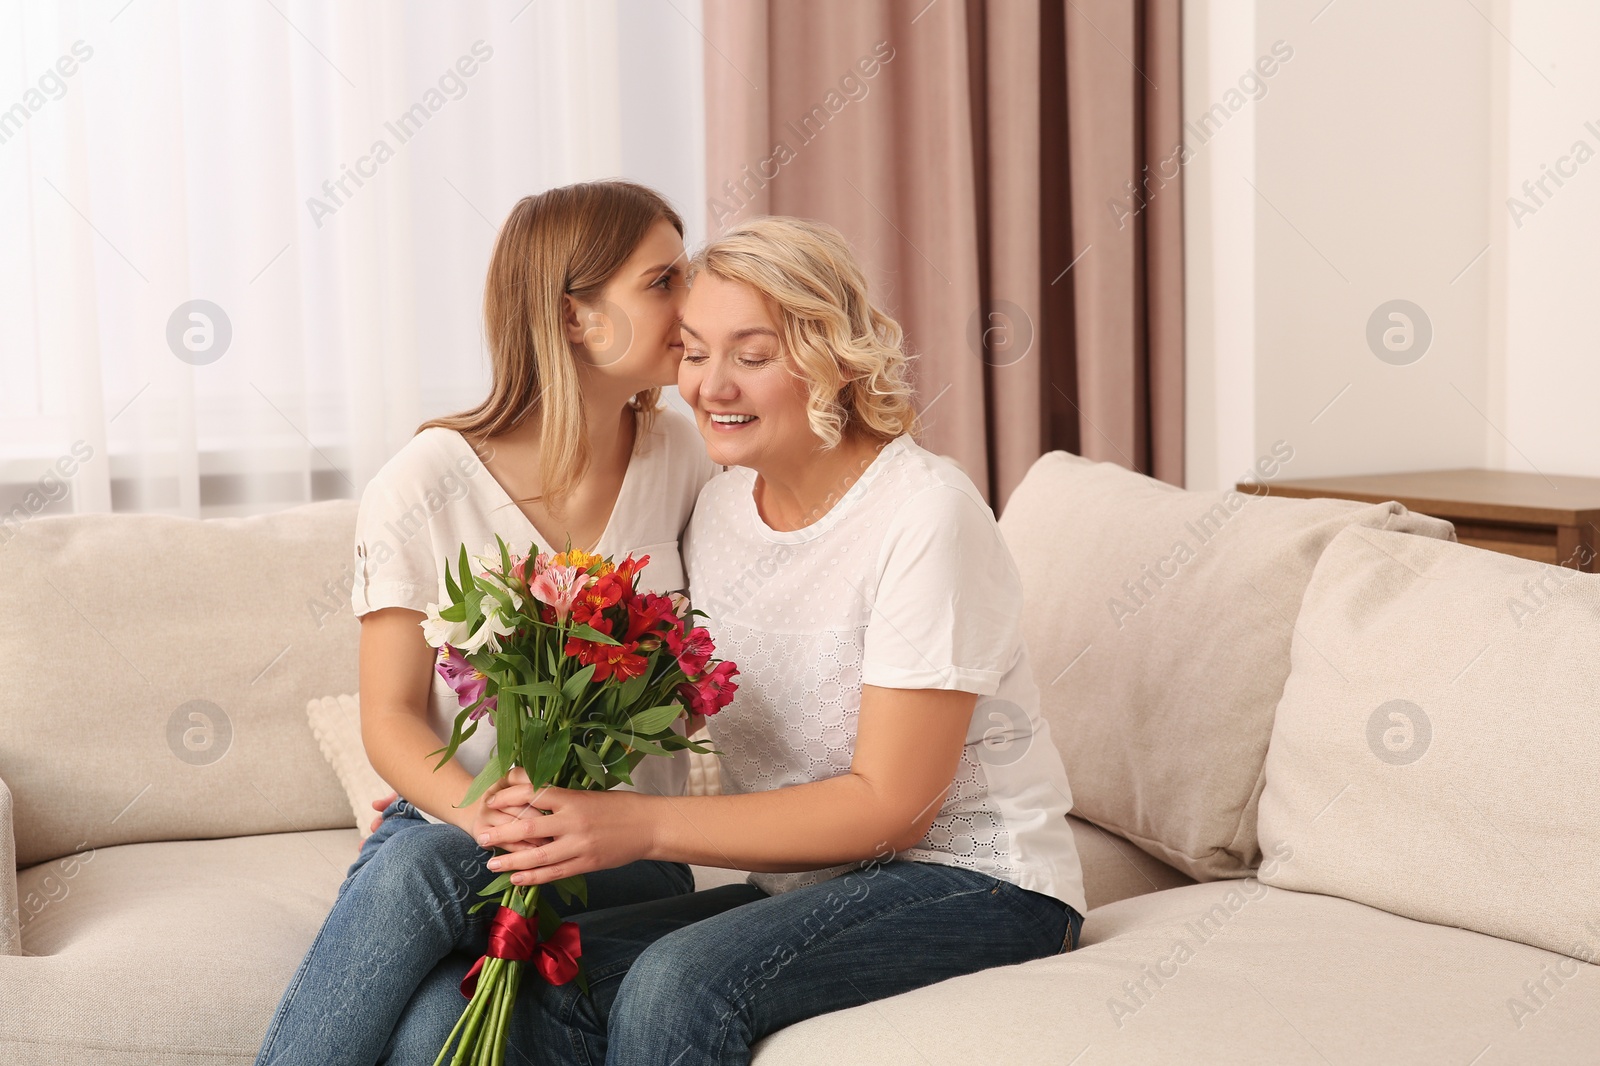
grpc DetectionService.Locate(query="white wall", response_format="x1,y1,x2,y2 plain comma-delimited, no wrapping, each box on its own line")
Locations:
1494,2,1600,476
1186,0,1594,489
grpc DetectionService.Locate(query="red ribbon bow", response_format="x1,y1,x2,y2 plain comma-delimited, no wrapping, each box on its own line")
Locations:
459,905,583,998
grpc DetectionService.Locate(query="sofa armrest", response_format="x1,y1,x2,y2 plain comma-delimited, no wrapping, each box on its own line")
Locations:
0,773,16,956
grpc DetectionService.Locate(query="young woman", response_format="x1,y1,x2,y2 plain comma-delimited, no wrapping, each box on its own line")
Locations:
254,180,718,1066
388,217,1088,1064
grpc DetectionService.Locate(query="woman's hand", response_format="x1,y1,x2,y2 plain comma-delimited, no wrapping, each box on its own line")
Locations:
477,768,655,886
469,778,548,851
369,791,398,834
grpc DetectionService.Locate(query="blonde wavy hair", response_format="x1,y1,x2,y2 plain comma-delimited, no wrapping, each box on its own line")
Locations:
688,216,919,448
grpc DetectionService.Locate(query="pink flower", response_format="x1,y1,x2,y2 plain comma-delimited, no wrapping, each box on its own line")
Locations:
675,627,714,676
678,660,739,718
436,645,496,720
529,564,588,623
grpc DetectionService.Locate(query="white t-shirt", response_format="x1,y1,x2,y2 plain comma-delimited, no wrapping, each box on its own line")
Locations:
683,434,1087,914
350,405,718,824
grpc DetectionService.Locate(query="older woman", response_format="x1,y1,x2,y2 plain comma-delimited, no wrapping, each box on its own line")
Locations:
437,217,1086,1065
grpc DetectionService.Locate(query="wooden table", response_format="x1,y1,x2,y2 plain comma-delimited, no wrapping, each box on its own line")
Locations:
1236,468,1600,572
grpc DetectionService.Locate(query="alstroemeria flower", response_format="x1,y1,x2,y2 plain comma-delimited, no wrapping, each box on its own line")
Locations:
529,564,588,623
471,604,516,653
571,573,625,625
675,627,714,676
421,602,473,650
435,645,497,720
568,636,649,683
678,659,739,717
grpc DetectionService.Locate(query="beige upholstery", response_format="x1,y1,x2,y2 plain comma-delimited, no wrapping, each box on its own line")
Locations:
1068,815,1194,912
1259,526,1600,960
0,775,16,958
750,880,1600,1065
7,831,351,1064
998,451,1455,880
0,503,361,869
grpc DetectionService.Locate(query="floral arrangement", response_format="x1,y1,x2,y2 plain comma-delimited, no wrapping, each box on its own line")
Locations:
420,535,736,1066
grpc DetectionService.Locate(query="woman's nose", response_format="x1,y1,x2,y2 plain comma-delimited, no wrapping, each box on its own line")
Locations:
702,355,740,400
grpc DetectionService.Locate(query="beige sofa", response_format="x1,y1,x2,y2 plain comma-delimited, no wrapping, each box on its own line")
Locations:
3,452,1596,1064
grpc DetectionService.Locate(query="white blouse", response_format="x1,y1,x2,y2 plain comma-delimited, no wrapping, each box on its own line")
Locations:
683,435,1088,914
350,405,718,823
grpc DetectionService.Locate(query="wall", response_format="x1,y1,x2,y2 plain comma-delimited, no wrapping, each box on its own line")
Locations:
1186,0,1593,489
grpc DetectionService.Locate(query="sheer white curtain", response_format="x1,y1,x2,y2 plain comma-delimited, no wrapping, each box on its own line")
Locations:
0,0,705,520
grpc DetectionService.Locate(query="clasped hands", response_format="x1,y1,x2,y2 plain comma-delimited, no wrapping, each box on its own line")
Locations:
472,766,655,887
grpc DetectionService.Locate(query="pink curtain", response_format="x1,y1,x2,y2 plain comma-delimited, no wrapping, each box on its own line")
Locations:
702,0,1185,506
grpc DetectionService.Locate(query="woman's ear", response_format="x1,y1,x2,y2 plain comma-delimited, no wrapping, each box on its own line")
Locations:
561,292,588,346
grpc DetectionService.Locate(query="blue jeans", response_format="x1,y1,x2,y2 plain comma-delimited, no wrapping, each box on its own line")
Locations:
384,850,1086,1065
254,796,697,1066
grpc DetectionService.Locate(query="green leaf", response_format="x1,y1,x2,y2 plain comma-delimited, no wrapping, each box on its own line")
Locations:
520,716,549,777
458,744,508,808
626,704,683,737
616,667,652,708
567,623,621,647
561,662,597,703
444,547,462,603
428,710,480,770
532,726,570,788
600,727,672,757
477,871,513,898
467,898,495,915
573,744,608,787
500,680,563,700
549,874,588,908
439,601,466,623
497,534,514,580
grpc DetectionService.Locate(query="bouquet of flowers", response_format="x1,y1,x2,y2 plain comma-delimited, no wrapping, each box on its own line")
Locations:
420,535,737,1066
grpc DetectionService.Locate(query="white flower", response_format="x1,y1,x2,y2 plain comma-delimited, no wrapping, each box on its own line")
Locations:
421,602,471,649
461,603,516,653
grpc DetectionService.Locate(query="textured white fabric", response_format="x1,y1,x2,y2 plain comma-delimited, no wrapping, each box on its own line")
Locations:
349,406,717,816
684,436,1086,914
305,694,392,840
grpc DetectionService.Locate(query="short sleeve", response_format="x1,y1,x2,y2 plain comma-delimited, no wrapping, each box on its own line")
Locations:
350,468,439,618
861,484,1024,695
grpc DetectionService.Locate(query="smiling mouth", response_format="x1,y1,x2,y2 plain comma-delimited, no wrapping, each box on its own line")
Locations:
708,413,757,425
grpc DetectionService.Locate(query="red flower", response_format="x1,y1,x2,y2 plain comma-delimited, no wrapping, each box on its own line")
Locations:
625,593,678,643
675,627,713,676
568,636,648,682
613,554,650,587
678,660,738,717
571,574,624,625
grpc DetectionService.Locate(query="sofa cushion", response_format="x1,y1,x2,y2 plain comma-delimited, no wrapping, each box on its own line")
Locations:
308,694,395,839
749,879,1600,1064
1257,526,1600,959
997,451,1455,879
3,829,353,1065
0,501,362,868
1067,815,1193,912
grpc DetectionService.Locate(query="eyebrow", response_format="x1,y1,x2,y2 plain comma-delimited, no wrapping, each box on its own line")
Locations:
640,263,683,278
679,323,779,342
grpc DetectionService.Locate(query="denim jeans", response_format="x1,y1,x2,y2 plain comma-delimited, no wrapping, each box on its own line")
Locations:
384,851,1086,1065
253,796,696,1066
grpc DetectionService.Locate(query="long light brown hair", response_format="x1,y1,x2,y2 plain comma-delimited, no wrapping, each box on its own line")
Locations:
419,180,684,512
